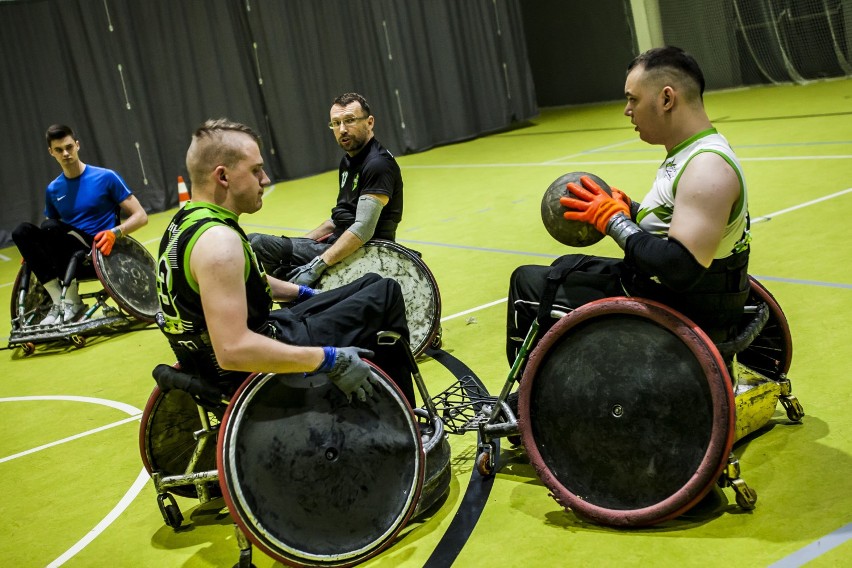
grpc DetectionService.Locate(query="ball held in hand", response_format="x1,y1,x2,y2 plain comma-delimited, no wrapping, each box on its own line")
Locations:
541,171,612,247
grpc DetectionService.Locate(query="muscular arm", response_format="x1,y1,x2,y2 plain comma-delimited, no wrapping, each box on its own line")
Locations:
668,152,741,267
620,152,741,291
116,194,149,235
319,193,388,266
191,225,324,373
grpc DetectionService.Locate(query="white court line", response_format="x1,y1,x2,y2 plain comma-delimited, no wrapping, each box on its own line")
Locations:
440,298,507,322
752,187,852,223
46,467,150,568
406,155,852,168
768,523,852,567
0,395,148,566
0,414,141,464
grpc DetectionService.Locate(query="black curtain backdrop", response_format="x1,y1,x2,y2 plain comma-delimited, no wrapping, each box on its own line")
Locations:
0,0,538,246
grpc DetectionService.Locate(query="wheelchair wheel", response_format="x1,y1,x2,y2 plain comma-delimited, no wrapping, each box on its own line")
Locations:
93,236,159,323
218,364,424,567
737,277,792,380
139,386,221,499
518,297,735,527
314,240,442,356
9,264,51,326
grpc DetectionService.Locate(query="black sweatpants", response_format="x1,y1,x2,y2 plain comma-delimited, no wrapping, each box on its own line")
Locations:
268,273,416,405
506,255,626,365
12,220,94,283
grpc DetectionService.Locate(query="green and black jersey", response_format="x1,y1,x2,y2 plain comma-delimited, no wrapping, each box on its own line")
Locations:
155,201,272,377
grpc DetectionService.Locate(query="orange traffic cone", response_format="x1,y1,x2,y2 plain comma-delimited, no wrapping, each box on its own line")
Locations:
177,176,190,207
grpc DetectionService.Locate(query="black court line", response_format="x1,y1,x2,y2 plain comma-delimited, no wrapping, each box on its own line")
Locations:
422,347,495,568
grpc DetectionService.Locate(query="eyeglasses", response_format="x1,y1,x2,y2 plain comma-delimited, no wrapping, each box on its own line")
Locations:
328,115,368,130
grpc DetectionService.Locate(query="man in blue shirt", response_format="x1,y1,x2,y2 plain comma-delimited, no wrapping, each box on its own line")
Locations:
12,124,148,325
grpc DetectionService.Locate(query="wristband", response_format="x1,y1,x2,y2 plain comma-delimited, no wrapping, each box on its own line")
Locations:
606,213,642,250
316,346,337,373
297,285,317,301
111,226,123,238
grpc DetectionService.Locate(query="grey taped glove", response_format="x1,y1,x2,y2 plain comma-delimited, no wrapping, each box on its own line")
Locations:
327,346,376,402
287,255,329,286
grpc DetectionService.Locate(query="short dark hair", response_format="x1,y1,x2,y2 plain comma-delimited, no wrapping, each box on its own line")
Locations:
332,92,371,116
627,46,705,97
45,124,76,147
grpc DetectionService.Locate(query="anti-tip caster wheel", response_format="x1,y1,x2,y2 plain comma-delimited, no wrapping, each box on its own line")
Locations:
20,342,36,355
70,335,86,348
476,451,494,477
731,478,757,510
164,503,184,528
781,396,804,422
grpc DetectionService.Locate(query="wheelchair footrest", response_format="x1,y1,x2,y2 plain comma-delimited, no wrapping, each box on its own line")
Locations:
8,315,130,345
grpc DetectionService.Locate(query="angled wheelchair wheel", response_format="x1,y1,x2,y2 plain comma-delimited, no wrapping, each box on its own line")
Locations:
218,364,424,567
737,277,792,380
9,264,51,326
139,386,221,499
93,236,159,323
313,240,441,356
518,297,735,527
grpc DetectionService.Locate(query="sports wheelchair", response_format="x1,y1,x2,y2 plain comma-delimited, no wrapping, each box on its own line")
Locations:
8,236,158,353
139,333,451,567
431,276,804,527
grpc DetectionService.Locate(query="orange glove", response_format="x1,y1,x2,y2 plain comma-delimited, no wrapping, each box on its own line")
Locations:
94,229,117,255
560,176,630,234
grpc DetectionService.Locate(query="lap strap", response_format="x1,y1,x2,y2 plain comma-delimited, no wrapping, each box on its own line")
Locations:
536,255,591,324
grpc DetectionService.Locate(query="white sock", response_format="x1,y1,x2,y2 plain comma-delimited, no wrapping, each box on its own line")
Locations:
64,280,81,305
42,278,62,305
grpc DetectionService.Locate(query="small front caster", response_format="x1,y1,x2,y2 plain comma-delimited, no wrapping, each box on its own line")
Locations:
157,493,184,529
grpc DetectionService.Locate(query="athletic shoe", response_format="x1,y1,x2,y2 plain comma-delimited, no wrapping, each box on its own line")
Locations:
62,302,86,323
39,304,62,326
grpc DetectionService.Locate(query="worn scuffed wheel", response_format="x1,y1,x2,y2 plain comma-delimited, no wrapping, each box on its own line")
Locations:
519,297,736,527
218,365,424,567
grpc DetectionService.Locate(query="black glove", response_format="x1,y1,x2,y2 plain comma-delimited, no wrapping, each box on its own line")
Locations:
323,346,376,402
287,256,329,286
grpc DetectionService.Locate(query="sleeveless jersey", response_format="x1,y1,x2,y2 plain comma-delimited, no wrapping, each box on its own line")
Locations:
636,128,750,258
155,202,272,378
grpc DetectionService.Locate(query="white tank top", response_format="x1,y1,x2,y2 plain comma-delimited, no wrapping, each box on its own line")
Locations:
636,128,749,259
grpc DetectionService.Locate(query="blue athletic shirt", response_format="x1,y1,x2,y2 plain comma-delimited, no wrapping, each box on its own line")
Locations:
44,165,132,235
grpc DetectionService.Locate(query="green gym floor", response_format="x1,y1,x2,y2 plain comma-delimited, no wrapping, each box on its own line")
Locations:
1,78,851,567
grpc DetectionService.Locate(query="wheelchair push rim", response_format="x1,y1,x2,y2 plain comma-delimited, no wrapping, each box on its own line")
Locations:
217,363,425,567
93,235,159,323
519,297,736,527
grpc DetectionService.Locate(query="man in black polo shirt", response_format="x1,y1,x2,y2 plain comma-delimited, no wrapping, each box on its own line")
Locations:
249,92,403,285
